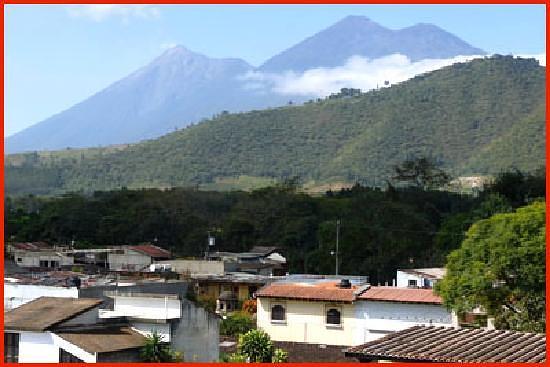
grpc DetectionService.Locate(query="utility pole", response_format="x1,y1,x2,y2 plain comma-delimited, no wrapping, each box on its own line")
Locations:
335,219,340,276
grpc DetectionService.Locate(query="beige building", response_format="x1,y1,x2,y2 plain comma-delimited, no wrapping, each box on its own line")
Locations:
256,279,362,346
256,279,453,347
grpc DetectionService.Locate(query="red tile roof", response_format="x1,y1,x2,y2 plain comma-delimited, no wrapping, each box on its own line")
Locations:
359,286,442,304
256,281,358,302
129,244,171,258
256,283,442,304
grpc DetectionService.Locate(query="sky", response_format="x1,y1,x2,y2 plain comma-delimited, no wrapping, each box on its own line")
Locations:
5,5,546,137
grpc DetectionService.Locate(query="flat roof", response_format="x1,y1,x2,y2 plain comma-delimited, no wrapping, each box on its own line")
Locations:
5,297,102,331
56,326,146,353
346,326,546,363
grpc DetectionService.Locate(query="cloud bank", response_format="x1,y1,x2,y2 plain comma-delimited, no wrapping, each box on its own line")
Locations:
242,53,546,97
67,5,160,22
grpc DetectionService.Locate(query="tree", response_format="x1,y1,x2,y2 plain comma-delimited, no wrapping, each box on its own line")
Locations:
436,201,545,332
228,329,287,363
392,157,450,190
141,332,182,362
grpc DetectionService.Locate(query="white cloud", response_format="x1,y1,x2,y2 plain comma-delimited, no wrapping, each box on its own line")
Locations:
67,5,160,23
242,53,546,97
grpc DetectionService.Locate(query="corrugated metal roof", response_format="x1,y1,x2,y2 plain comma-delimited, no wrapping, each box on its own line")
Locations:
5,297,102,331
359,286,442,304
346,326,546,363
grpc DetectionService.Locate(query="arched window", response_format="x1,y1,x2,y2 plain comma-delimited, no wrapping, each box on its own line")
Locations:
271,304,286,321
326,308,341,325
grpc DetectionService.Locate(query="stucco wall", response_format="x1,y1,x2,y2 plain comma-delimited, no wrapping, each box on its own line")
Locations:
170,299,220,362
18,332,59,363
257,298,355,346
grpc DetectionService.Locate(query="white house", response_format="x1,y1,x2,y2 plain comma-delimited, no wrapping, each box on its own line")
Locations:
395,268,446,288
108,244,171,272
4,297,146,363
13,251,74,269
98,291,219,362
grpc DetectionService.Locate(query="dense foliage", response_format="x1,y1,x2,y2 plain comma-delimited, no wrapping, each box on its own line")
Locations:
436,201,546,333
141,332,183,362
220,312,255,336
5,56,545,196
6,170,542,284
226,329,287,363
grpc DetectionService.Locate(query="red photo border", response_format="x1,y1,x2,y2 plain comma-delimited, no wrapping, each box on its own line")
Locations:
0,1,548,366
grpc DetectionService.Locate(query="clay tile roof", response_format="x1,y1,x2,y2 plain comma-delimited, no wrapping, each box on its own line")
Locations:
55,327,147,354
5,297,102,332
358,286,442,304
346,326,546,363
129,244,171,258
256,281,356,302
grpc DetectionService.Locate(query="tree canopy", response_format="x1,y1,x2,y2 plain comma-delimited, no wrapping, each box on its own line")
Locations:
436,201,546,333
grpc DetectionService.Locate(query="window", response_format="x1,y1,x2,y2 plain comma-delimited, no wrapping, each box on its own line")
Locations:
326,308,341,325
408,279,418,287
4,333,19,362
39,260,49,268
59,349,83,363
16,258,22,263
271,304,286,322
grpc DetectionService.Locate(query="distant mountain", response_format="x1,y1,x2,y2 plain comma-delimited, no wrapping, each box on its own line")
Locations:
5,46,300,153
260,15,485,72
6,56,545,196
6,16,486,153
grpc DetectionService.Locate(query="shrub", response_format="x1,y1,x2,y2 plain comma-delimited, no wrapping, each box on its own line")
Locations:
220,311,255,336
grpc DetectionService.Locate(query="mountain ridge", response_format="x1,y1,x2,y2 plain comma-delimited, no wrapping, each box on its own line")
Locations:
6,56,545,196
7,15,485,153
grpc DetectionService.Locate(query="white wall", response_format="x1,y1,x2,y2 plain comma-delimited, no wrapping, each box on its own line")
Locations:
131,323,171,342
18,332,59,363
396,271,436,288
4,283,79,310
354,300,453,343
113,296,181,320
13,252,73,268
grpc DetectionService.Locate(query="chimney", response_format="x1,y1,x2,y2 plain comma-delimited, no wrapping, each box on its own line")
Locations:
339,279,351,289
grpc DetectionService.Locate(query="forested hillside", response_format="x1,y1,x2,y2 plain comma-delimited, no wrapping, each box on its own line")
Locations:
5,171,544,283
6,56,545,196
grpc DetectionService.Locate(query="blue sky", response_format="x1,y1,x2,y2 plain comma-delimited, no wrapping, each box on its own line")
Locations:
5,4,546,137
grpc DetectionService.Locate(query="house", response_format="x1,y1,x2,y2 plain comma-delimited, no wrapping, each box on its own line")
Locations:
395,268,446,288
4,297,147,363
6,242,52,256
207,246,287,276
108,244,171,272
355,286,454,342
13,251,74,269
97,291,219,361
192,273,279,313
255,278,454,347
345,325,546,363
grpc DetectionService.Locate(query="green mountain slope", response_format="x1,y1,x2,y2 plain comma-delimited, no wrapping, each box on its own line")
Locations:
6,56,545,196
